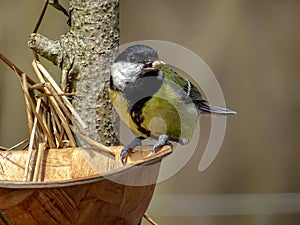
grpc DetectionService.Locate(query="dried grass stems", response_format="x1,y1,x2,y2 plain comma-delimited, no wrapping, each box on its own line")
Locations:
22,60,114,181
0,52,114,181
0,139,29,151
143,213,159,225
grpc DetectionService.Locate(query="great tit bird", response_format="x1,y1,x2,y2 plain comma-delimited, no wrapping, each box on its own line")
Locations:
110,45,236,164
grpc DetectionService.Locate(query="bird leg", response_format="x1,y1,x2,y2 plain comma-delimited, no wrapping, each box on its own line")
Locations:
120,134,188,164
151,134,189,154
120,136,146,164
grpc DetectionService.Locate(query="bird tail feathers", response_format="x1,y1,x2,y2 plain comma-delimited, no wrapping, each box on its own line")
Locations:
199,103,236,115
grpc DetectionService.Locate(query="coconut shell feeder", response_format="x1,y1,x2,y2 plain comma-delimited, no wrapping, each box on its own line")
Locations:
0,56,171,225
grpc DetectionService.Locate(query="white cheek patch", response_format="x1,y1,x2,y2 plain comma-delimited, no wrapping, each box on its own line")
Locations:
111,62,143,90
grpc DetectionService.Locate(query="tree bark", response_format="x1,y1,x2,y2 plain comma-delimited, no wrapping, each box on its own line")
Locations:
28,0,120,146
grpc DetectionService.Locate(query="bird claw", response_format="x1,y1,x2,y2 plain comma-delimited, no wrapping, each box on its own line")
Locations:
120,147,131,165
119,136,145,165
152,134,173,154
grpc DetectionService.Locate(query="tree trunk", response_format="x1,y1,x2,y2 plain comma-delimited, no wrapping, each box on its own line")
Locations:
28,0,120,146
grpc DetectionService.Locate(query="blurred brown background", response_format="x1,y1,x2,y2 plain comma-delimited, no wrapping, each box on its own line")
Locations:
1,0,300,224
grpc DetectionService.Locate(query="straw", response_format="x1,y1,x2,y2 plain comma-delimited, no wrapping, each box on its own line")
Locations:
21,74,34,143
70,125,114,156
35,60,87,130
20,78,56,148
33,142,46,182
8,139,29,151
143,213,158,225
32,62,76,147
24,98,42,181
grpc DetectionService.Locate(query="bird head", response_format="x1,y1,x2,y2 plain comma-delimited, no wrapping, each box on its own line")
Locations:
110,45,166,92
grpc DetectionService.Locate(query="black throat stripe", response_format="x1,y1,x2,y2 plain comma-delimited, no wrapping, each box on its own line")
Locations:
124,71,163,108
130,97,152,137
125,70,163,137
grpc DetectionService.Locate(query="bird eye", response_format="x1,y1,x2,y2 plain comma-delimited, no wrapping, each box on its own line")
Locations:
129,55,137,63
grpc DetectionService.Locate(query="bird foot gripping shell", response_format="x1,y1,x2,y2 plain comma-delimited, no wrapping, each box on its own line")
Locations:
152,135,173,154
120,136,145,164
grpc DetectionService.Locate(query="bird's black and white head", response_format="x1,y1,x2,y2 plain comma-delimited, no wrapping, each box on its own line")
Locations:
110,45,165,92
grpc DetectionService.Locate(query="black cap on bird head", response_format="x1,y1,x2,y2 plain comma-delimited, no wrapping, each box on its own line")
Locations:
114,45,159,64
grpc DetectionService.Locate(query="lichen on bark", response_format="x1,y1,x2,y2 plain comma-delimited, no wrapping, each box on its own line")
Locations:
28,0,120,146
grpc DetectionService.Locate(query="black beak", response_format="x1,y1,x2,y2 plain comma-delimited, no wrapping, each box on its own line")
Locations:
143,60,154,68
137,60,165,80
